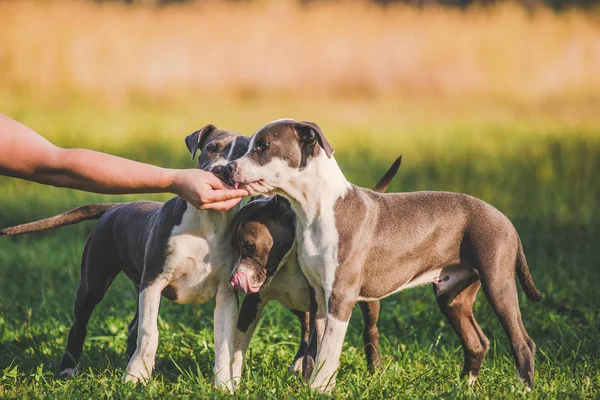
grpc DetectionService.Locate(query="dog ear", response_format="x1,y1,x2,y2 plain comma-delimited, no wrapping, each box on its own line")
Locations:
297,121,334,158
185,124,218,160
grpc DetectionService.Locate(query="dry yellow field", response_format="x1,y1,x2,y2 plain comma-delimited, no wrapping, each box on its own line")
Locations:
1,0,599,105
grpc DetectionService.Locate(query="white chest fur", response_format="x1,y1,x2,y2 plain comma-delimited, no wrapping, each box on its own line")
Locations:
161,205,238,305
284,155,350,294
295,215,339,294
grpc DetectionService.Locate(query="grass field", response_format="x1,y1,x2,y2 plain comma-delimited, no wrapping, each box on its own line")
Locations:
0,95,599,399
1,0,600,398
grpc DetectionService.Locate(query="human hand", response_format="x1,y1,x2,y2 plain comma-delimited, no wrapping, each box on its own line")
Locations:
170,169,248,211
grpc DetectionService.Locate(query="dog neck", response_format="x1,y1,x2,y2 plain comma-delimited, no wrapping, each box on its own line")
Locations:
278,154,350,228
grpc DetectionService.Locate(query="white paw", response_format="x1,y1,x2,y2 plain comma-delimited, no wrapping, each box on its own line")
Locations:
310,375,336,393
213,377,235,393
468,372,477,385
123,358,153,384
59,367,78,379
289,357,304,376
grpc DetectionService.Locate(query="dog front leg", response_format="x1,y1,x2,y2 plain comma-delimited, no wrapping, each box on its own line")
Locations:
231,293,267,386
213,285,239,392
124,280,166,383
309,289,356,392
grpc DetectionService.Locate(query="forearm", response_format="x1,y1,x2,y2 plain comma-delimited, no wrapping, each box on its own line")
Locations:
34,148,177,195
0,114,174,194
0,113,247,210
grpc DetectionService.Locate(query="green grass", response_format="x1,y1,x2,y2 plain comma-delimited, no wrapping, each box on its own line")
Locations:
0,97,599,399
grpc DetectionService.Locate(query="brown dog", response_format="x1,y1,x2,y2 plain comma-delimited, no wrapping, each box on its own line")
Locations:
225,119,542,392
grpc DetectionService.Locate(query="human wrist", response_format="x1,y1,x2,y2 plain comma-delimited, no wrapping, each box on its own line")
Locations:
164,168,181,195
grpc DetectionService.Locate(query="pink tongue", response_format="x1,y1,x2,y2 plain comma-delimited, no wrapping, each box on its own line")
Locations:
234,182,239,190
231,271,250,293
230,271,261,294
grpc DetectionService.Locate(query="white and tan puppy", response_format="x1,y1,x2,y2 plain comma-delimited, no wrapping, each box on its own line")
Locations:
225,119,542,392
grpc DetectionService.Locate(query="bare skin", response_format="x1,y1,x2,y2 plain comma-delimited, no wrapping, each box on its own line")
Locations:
0,114,248,210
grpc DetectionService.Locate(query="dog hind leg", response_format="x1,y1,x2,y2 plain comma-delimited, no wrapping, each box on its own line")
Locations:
358,301,381,372
479,261,535,389
434,279,489,385
289,310,311,376
58,241,119,378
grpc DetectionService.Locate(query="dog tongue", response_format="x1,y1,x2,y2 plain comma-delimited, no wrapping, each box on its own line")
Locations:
231,271,250,294
234,182,239,190
230,271,261,294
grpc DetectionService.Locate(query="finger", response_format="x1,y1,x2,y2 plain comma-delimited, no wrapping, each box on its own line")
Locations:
202,188,248,203
198,170,230,188
199,197,242,211
206,175,225,189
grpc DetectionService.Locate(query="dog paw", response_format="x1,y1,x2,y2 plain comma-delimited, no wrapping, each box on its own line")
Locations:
58,367,78,379
310,378,335,394
289,356,304,377
123,358,152,385
309,367,337,393
123,371,148,385
467,372,478,385
213,378,235,393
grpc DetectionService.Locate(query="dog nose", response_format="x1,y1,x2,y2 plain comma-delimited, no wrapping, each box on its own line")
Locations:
212,165,228,182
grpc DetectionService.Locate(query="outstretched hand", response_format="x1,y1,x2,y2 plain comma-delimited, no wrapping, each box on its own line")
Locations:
170,169,249,211
0,113,250,208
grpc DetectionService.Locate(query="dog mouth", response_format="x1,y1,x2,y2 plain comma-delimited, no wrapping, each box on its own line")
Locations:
233,179,273,196
230,271,262,294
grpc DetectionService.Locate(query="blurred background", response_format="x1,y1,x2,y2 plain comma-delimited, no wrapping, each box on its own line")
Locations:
0,1,598,397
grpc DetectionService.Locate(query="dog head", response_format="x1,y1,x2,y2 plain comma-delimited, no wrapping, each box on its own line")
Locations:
225,119,334,196
229,195,295,294
185,124,249,180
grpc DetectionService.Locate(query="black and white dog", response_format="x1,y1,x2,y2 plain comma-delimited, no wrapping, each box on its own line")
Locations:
1,125,249,391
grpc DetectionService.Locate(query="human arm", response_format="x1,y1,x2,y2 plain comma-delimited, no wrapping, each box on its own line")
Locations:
0,113,247,210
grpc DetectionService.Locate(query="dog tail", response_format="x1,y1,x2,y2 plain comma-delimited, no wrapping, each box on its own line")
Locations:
373,156,402,193
0,203,119,236
516,235,542,302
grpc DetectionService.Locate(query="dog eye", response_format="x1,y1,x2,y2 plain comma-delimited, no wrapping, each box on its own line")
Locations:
206,144,219,153
241,242,256,256
255,140,270,152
